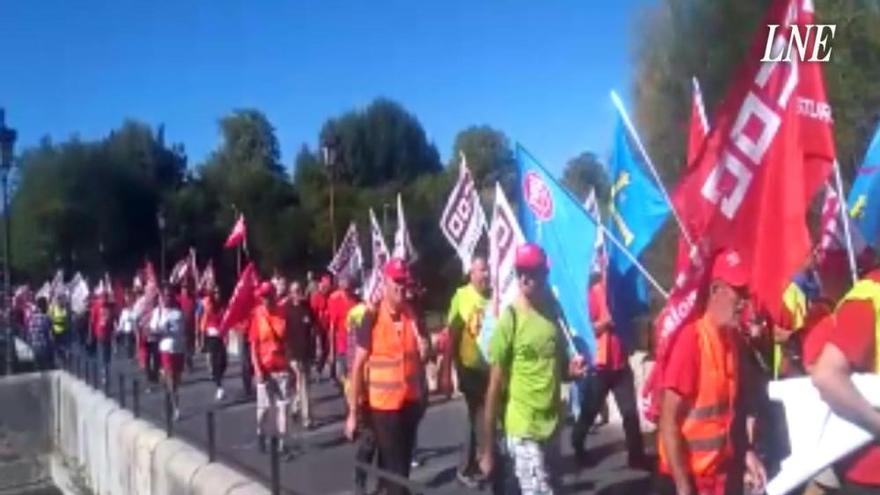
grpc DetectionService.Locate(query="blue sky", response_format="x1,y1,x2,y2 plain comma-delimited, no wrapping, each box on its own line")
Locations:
1,1,652,175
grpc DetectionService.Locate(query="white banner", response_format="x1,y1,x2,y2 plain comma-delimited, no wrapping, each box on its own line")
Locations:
489,182,525,317
364,209,390,303
328,222,364,277
439,153,487,273
392,193,418,263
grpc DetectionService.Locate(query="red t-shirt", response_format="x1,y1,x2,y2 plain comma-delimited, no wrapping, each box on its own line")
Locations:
824,270,880,485
178,293,195,329
800,299,836,369
309,291,329,332
327,289,357,356
589,282,625,370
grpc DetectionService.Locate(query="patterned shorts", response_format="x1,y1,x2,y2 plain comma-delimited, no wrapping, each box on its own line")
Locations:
504,436,556,495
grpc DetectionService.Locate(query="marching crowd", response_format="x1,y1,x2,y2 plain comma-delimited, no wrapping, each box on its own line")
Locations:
7,239,880,495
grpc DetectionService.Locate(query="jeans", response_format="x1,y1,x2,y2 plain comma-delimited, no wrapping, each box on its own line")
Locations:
144,340,160,384
205,336,227,387
370,402,423,495
354,409,378,494
240,338,254,396
290,359,312,426
457,366,489,476
570,366,645,463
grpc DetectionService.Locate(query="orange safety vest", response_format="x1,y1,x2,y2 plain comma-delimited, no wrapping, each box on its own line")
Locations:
251,305,287,372
367,302,423,411
659,316,738,478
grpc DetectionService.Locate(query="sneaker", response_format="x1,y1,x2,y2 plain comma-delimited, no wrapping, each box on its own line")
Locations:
456,470,479,489
215,388,225,401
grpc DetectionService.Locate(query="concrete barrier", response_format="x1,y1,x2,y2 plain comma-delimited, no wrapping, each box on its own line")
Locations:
0,370,270,495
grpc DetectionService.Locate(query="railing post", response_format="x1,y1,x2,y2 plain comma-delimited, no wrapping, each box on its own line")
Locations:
164,390,173,438
206,411,216,462
270,436,280,495
132,379,140,418
118,373,126,408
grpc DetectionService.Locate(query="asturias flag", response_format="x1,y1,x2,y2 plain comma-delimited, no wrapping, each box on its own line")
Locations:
516,144,597,357
606,113,670,341
848,123,880,248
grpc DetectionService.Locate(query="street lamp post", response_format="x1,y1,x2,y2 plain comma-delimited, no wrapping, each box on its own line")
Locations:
157,210,166,283
0,109,18,375
322,136,339,254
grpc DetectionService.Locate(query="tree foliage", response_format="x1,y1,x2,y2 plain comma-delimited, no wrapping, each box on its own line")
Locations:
561,152,609,204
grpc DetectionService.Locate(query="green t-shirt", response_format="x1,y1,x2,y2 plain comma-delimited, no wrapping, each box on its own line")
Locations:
488,302,567,441
447,284,489,369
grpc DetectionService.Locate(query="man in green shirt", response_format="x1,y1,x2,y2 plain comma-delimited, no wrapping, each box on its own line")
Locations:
447,256,490,488
480,243,586,494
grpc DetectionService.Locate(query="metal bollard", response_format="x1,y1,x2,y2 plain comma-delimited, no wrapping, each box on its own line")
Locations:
164,390,173,438
132,379,140,418
270,436,281,495
206,411,216,462
118,373,126,408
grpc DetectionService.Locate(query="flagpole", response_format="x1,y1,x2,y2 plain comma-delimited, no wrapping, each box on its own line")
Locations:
596,220,669,299
833,160,859,284
611,90,695,250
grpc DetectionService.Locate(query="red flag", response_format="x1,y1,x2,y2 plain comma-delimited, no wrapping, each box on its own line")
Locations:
220,262,258,333
224,215,247,249
672,0,834,320
644,0,836,421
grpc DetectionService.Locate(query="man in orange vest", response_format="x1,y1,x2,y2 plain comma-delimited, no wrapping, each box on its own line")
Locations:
811,253,880,494
658,250,766,495
250,282,290,454
345,258,429,495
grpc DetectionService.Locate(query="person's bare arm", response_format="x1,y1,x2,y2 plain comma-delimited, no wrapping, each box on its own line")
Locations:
811,342,880,437
660,389,693,495
348,346,368,414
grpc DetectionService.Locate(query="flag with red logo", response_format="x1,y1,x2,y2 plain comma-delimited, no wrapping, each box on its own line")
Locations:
644,0,836,421
440,152,487,273
220,262,259,333
224,214,247,249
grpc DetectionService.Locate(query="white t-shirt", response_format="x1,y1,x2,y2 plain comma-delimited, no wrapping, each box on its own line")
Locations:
117,308,136,334
149,307,184,354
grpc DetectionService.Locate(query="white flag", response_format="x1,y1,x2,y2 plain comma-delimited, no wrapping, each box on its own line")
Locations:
364,209,390,303
817,181,866,261
489,182,525,317
69,274,90,315
439,152,487,273
392,193,418,263
35,282,51,301
478,183,526,362
328,222,364,277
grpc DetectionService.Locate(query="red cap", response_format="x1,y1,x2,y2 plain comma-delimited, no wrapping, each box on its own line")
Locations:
320,274,332,286
514,243,548,270
383,258,411,283
711,249,748,288
255,282,275,298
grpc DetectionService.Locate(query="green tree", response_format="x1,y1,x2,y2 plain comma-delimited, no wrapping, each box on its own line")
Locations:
318,98,442,187
447,126,516,194
561,151,609,204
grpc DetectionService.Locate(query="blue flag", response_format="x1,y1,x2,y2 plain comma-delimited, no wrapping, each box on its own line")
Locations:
516,144,597,357
848,123,880,248
606,116,669,342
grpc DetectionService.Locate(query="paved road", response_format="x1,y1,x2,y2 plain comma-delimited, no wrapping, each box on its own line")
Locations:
81,351,655,495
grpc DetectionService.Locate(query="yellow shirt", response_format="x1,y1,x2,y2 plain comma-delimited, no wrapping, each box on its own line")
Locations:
447,284,489,369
